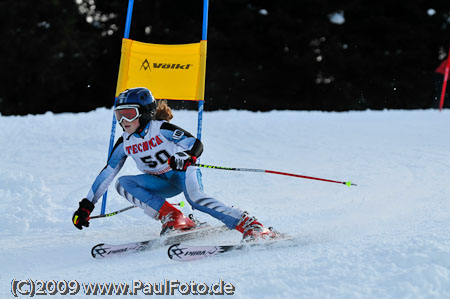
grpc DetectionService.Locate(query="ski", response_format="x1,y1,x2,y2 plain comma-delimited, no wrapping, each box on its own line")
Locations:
167,235,293,262
91,224,228,259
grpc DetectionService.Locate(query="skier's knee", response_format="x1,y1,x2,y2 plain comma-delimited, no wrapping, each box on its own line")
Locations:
115,178,122,192
115,176,130,194
116,176,134,191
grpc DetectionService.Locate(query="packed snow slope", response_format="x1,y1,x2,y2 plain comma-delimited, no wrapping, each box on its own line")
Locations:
1,108,450,298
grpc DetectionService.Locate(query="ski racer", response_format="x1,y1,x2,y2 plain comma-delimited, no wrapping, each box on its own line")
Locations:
72,87,278,241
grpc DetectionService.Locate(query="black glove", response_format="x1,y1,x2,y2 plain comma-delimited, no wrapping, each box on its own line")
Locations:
168,152,197,171
72,198,95,230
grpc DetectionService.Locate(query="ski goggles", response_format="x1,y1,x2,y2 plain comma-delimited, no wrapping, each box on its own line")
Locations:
114,105,141,124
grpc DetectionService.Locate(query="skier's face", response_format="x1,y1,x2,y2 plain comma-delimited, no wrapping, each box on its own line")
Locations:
121,117,140,134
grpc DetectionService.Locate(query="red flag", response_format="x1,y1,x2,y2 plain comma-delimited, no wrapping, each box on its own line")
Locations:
436,59,448,74
438,48,450,110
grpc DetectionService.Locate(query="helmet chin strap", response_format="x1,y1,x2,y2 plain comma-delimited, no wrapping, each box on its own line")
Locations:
119,118,147,137
135,119,151,137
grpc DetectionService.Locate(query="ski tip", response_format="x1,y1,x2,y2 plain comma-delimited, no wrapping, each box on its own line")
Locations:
168,243,231,262
167,243,182,260
91,243,105,259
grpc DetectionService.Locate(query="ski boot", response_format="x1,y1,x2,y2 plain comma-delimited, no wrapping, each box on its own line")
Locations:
235,212,279,242
157,201,196,236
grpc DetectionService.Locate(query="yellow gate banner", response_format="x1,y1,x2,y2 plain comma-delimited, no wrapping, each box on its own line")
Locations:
115,38,207,101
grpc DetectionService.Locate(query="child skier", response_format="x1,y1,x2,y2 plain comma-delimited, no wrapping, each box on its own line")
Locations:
72,87,277,241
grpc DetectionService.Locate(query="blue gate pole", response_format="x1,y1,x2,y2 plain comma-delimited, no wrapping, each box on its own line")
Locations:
100,0,135,214
197,0,209,140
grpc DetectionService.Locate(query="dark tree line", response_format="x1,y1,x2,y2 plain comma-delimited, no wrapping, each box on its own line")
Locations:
1,0,450,115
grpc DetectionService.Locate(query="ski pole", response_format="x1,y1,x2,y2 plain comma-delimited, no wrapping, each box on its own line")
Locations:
89,205,137,219
89,201,187,220
195,163,357,187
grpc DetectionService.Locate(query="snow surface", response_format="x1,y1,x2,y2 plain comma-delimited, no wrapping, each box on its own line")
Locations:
1,108,450,298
